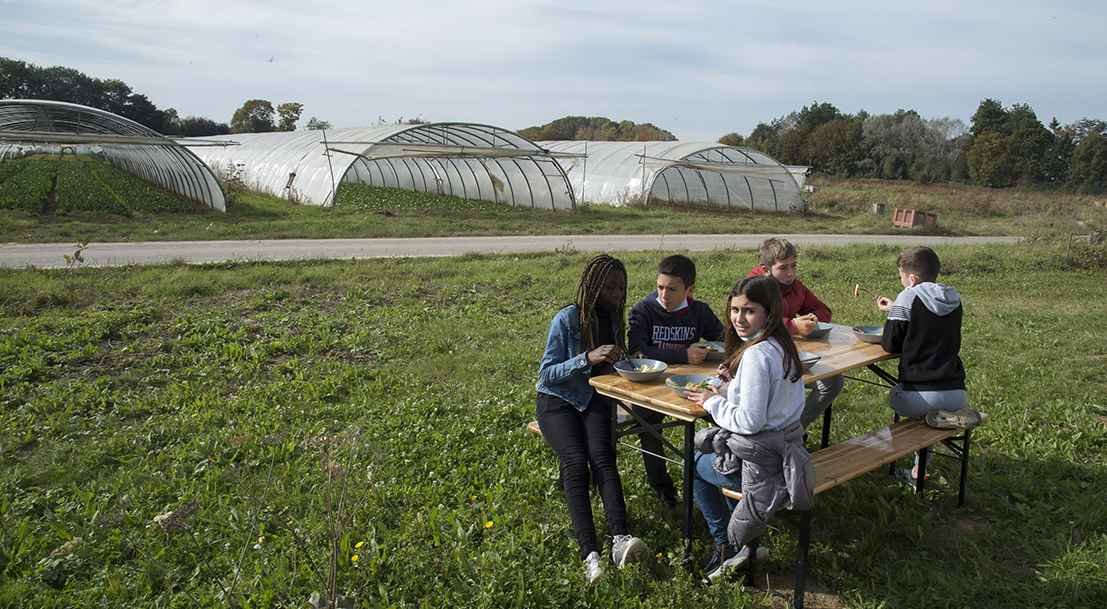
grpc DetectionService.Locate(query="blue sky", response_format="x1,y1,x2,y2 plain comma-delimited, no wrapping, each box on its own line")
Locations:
2,0,1104,141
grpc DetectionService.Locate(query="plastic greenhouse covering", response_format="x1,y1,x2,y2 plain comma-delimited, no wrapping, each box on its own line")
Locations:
538,141,807,212
0,99,226,211
185,124,577,210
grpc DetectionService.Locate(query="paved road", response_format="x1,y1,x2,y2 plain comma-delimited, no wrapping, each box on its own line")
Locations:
0,234,1019,269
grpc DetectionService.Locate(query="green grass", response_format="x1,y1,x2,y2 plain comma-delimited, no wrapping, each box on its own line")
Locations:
1,240,1105,607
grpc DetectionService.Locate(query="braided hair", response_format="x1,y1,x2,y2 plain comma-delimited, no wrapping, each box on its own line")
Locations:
574,254,628,354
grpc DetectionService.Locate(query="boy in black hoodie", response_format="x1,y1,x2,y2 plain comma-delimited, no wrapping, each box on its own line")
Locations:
627,255,725,504
872,246,981,485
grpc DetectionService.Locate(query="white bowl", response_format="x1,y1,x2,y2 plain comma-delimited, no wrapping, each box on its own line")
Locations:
805,322,832,338
797,350,821,371
613,358,667,382
665,374,722,399
852,325,884,344
702,341,725,361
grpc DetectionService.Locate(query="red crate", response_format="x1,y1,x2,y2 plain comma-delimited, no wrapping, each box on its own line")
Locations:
893,208,936,228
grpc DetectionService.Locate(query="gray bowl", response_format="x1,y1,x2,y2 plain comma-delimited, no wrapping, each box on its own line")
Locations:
852,325,884,344
805,322,832,339
613,358,667,382
702,341,725,361
665,374,723,399
798,350,821,371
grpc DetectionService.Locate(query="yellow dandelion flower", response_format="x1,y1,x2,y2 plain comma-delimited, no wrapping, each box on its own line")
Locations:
484,521,494,529
351,554,358,562
355,541,364,549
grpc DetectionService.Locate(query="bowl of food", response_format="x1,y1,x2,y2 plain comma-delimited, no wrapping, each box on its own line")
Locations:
805,321,833,339
852,325,884,344
613,358,667,382
797,350,821,371
665,374,723,398
701,341,725,361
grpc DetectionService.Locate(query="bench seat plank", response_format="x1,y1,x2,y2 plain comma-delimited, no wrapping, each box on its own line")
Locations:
720,417,965,500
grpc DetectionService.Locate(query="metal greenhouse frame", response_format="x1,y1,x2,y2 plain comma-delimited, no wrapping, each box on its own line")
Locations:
186,124,578,210
0,99,227,211
538,141,808,213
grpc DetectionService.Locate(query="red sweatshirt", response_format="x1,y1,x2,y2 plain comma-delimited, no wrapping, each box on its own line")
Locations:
747,265,832,335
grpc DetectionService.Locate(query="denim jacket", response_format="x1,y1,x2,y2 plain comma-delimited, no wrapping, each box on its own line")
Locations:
535,305,619,411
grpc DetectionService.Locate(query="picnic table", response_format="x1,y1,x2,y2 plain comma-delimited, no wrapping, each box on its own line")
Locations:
588,323,900,544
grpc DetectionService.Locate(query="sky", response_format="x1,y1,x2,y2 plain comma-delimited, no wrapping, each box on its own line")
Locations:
2,0,1104,142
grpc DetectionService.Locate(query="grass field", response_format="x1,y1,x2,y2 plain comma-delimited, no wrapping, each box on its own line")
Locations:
1,239,1105,607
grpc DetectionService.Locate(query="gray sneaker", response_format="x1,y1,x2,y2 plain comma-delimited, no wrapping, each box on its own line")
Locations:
583,551,603,583
707,544,770,581
611,535,649,568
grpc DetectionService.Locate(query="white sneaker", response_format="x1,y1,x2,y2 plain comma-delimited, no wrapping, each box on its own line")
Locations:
611,535,649,568
584,551,603,583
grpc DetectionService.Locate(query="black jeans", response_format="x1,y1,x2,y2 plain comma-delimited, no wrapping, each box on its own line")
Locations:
537,391,629,559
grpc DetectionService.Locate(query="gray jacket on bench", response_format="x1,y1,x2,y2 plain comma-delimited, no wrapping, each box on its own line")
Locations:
695,421,815,547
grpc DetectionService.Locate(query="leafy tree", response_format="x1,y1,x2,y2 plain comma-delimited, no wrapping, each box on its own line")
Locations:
967,131,1017,187
230,99,276,133
808,119,865,177
306,117,332,130
796,101,844,129
517,116,675,142
971,98,1008,137
717,133,744,147
745,120,782,158
276,102,304,132
1007,103,1052,185
0,57,167,131
777,124,814,166
1068,133,1107,193
861,111,968,182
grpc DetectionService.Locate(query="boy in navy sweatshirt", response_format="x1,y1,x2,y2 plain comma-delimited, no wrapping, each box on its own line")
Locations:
627,255,725,504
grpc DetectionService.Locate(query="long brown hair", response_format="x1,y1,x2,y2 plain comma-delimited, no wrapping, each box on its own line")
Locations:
573,255,627,353
721,275,803,382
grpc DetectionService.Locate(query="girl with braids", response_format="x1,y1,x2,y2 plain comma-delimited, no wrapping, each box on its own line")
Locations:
682,275,814,581
535,254,650,583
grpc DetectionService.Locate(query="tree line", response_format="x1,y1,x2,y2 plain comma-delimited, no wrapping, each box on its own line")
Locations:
0,58,331,137
721,101,1107,193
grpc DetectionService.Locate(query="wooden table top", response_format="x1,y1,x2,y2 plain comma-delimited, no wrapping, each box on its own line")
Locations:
589,323,899,421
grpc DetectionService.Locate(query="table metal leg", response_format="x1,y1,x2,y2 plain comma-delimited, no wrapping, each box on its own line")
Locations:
683,420,694,550
820,403,832,449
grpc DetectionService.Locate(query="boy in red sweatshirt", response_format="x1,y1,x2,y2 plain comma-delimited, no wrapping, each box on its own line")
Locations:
747,238,843,428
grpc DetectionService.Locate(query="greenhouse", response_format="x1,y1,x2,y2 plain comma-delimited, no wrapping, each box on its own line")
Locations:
185,124,578,210
538,141,809,212
0,99,226,211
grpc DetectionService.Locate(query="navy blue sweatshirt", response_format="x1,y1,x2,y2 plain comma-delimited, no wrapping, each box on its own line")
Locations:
628,293,725,364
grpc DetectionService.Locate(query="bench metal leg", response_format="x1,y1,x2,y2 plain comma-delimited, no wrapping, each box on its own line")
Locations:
915,446,929,493
957,430,971,507
795,509,812,609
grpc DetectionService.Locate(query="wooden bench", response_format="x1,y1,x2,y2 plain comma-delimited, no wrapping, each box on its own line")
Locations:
528,417,976,609
717,417,975,609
